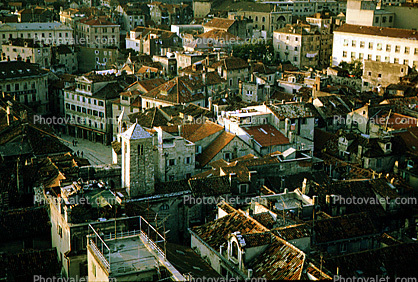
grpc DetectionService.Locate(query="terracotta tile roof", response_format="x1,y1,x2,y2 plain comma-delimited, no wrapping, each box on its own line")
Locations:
186,121,224,142
306,263,332,280
189,175,230,196
136,78,166,92
217,200,236,214
273,223,312,241
203,18,235,29
160,123,203,139
196,131,236,167
313,212,378,244
0,206,50,241
394,127,418,156
197,29,241,41
242,124,289,147
0,249,60,281
141,76,206,104
252,212,276,229
323,243,418,278
335,24,418,40
128,107,170,128
248,235,305,280
210,56,249,70
373,112,417,130
241,232,273,247
79,17,116,26
191,210,268,250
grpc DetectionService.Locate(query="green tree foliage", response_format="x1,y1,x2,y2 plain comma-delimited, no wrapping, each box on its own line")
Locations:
232,42,275,64
339,59,363,79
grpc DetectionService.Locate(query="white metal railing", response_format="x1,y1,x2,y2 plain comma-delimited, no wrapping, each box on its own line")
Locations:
140,230,166,259
89,239,110,271
103,229,141,240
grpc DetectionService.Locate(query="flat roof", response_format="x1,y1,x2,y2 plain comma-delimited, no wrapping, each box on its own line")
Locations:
106,236,157,275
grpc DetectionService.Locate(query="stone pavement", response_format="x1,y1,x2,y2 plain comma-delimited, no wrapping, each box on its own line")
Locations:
60,133,113,165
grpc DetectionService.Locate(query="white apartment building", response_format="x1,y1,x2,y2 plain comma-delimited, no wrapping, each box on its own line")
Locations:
273,23,321,69
75,18,120,48
346,0,395,28
0,22,73,48
332,24,418,69
63,72,121,144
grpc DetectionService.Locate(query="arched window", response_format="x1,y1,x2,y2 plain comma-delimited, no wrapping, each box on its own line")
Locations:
231,241,239,259
262,17,265,22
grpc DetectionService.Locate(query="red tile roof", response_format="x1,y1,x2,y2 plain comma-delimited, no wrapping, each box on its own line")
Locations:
242,124,289,147
204,18,236,30
335,24,418,40
186,121,224,142
196,131,236,167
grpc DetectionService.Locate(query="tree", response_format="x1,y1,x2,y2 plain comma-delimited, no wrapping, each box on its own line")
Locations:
232,42,274,64
339,59,363,79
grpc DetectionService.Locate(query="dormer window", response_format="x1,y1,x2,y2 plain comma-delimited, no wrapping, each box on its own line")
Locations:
385,143,392,151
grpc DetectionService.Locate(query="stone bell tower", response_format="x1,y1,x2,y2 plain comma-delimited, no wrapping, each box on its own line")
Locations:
121,123,155,197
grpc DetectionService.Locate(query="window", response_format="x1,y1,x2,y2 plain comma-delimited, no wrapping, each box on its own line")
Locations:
343,39,348,46
376,55,381,62
368,54,372,60
87,109,92,115
360,41,365,48
368,42,373,49
343,51,347,58
378,73,382,78
385,56,390,62
404,59,409,65
395,45,400,53
352,40,356,47
382,16,386,23
262,17,265,22
238,184,249,194
77,106,81,112
415,48,418,55
98,101,104,107
386,45,391,52
294,56,297,62
231,241,239,259
295,47,298,51
160,204,169,211
224,152,232,160
168,159,176,166
359,53,364,60
99,112,104,118
340,243,347,253
184,156,191,164
405,47,410,54
58,225,62,237
386,143,392,151
377,43,382,51
368,71,372,76
389,16,393,22
394,58,399,64
351,52,355,59
375,17,379,23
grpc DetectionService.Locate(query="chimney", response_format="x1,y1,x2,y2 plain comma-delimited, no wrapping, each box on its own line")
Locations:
7,105,13,126
285,118,290,137
302,178,309,194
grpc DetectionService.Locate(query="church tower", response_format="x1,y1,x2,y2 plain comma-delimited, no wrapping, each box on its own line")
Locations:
121,123,155,197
